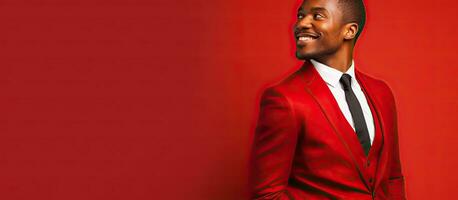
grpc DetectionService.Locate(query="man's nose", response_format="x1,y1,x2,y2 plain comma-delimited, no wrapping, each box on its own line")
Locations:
295,16,313,29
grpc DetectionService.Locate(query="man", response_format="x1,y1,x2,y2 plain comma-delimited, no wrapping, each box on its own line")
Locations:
249,0,406,199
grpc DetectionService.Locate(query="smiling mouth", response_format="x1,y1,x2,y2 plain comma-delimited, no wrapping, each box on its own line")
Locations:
296,32,320,43
298,36,317,42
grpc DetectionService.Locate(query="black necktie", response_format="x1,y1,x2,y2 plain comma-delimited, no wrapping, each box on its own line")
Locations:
339,74,371,156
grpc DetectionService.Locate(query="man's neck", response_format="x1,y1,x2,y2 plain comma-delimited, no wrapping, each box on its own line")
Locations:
313,45,354,73
313,56,353,73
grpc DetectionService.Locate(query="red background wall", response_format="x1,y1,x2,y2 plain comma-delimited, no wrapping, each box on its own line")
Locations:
0,0,457,199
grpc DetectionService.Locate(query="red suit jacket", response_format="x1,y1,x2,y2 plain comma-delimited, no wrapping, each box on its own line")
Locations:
249,61,406,199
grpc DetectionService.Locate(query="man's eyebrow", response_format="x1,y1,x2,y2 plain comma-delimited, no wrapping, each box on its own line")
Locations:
311,7,328,12
298,7,328,13
297,7,303,13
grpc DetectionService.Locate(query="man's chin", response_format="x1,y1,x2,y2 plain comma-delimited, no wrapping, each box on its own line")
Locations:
295,51,313,60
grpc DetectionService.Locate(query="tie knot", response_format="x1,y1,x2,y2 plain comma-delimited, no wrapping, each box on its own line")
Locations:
340,74,352,90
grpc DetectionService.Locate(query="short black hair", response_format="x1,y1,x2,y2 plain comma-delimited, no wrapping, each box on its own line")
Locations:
338,0,366,41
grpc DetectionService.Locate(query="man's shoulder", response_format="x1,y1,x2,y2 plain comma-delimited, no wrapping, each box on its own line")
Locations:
357,70,397,107
262,66,308,96
357,70,393,94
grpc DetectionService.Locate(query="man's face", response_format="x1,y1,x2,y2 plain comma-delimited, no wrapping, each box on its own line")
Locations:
294,0,347,60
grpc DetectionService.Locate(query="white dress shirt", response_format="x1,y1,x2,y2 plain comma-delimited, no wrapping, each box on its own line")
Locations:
310,59,375,144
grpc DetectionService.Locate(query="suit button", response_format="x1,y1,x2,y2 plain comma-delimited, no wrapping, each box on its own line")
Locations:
369,178,373,183
366,161,371,167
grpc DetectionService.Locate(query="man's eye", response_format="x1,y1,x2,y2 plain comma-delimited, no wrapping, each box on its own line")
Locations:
297,13,304,19
314,13,324,19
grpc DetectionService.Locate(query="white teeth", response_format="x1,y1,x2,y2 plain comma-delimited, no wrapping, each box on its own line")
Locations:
298,36,314,41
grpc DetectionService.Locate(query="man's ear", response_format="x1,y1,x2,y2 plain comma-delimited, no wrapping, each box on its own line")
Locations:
343,22,359,40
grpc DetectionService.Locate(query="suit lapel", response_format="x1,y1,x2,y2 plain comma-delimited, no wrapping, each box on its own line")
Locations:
355,71,391,190
299,61,371,191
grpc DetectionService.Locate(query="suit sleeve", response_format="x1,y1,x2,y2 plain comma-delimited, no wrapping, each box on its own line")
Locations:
385,84,407,199
248,87,299,200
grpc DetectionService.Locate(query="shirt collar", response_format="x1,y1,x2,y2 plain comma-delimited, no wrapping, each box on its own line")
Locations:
310,59,356,88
